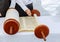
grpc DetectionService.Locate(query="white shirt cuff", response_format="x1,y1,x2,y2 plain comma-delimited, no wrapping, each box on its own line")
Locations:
16,0,28,11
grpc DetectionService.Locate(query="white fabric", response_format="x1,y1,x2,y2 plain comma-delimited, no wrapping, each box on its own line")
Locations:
22,0,33,5
41,0,60,16
9,0,16,8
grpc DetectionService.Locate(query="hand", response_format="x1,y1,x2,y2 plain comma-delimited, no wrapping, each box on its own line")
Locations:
0,13,2,16
25,9,32,16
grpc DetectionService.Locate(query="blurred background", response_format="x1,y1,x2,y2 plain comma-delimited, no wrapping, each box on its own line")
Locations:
33,0,60,16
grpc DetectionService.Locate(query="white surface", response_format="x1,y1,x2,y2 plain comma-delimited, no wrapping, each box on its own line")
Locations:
0,16,60,42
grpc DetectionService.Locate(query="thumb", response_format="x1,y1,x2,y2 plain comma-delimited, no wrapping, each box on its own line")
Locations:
0,13,2,16
28,11,32,16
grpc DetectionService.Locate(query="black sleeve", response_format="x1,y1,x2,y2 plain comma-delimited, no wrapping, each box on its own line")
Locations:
15,3,33,17
0,0,11,17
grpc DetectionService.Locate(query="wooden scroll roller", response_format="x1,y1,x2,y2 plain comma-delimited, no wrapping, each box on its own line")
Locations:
3,8,20,35
31,9,40,16
31,9,49,41
34,25,49,41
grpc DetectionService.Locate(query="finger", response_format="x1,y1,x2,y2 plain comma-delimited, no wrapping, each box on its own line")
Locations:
28,12,31,16
28,11,32,16
0,13,2,16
